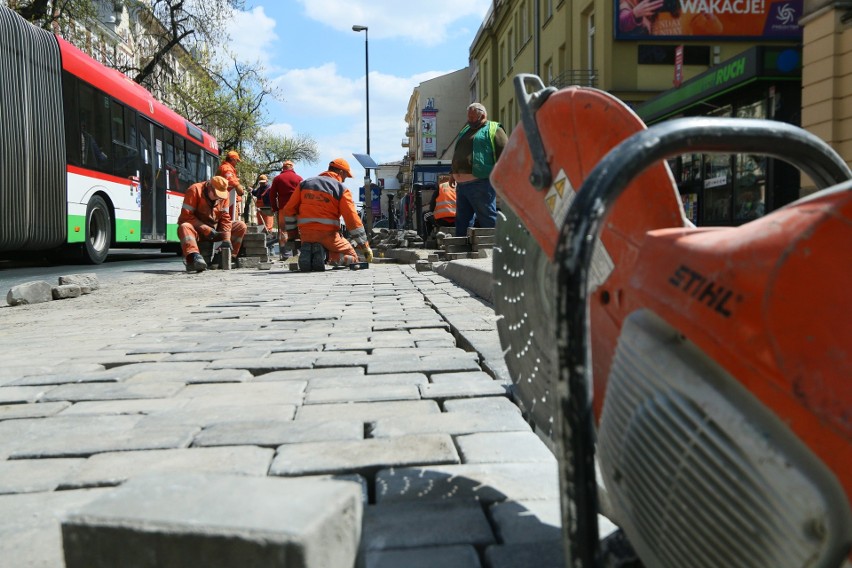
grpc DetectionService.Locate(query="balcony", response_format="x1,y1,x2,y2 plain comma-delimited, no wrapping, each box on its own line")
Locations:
401,138,410,147
550,69,598,89
405,125,415,137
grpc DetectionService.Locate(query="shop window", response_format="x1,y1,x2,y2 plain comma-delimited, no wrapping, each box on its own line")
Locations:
733,153,766,222
703,153,733,224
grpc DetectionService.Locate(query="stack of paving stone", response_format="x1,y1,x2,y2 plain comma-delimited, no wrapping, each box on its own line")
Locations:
200,225,270,269
428,228,495,262
371,229,424,255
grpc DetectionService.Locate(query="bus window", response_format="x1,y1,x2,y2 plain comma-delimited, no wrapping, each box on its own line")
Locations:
185,142,202,185
63,72,81,167
164,130,176,192
110,99,138,178
78,83,112,172
174,137,194,193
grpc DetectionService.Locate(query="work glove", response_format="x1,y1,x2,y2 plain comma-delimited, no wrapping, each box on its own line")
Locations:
280,231,288,245
359,244,373,263
219,240,232,250
207,228,219,241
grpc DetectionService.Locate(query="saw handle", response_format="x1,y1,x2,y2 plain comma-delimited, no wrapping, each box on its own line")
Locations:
554,117,852,568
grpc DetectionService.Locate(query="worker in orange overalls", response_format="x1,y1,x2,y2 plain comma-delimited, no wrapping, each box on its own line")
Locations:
282,158,373,272
424,174,457,236
177,176,247,272
217,150,245,219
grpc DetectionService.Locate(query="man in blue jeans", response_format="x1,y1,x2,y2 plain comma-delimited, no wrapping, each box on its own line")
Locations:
449,102,508,237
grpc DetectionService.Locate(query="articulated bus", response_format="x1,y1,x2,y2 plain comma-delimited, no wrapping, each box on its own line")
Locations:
0,6,219,264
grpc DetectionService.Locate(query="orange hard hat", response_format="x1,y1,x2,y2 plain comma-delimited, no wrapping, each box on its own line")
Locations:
329,158,352,179
258,174,268,183
226,150,241,162
209,176,229,199
282,160,294,169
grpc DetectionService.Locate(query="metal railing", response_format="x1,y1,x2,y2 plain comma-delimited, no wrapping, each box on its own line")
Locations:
550,69,598,89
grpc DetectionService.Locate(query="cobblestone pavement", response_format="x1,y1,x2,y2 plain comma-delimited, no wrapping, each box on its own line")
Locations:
0,262,568,568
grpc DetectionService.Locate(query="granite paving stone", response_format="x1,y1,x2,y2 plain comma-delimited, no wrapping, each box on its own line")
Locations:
0,363,105,381
367,356,482,375
206,352,317,372
419,381,508,400
60,446,275,489
0,401,71,420
254,366,365,382
62,473,363,568
192,419,363,448
39,382,185,403
269,434,459,476
138,403,297,428
307,372,429,390
175,381,306,401
484,540,566,568
58,398,189,416
443,396,522,415
370,408,529,438
375,462,559,504
295,400,440,422
0,458,86,494
304,384,421,404
455,432,557,464
361,501,495,551
488,499,563,544
7,370,127,387
0,385,55,404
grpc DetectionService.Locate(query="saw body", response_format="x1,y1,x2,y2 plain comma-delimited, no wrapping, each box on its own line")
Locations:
491,75,852,567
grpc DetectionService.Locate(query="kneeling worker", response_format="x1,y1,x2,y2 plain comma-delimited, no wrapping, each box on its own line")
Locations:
178,176,247,272
282,158,372,271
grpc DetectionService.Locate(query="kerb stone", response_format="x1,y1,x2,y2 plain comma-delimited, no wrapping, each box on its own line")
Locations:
62,472,362,568
52,284,82,300
58,273,100,293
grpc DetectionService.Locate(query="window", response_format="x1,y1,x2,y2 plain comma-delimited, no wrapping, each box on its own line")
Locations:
500,41,506,78
521,2,528,42
110,100,139,178
544,58,554,85
78,82,112,173
587,12,596,76
482,59,489,98
545,0,554,20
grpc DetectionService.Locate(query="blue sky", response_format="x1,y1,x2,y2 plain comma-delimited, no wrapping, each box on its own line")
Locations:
227,0,492,196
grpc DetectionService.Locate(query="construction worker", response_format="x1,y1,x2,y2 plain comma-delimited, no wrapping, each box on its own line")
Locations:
252,174,274,233
270,160,303,260
282,158,373,272
217,150,245,220
424,174,457,236
177,176,247,272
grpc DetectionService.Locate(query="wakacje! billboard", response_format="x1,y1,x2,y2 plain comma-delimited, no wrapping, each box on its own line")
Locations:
615,0,802,39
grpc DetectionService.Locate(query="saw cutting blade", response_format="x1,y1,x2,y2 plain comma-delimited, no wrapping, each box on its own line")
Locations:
494,205,560,447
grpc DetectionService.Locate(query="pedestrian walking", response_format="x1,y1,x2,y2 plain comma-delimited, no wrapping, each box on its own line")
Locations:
449,102,508,236
282,158,373,272
217,150,246,221
270,160,303,260
177,176,247,272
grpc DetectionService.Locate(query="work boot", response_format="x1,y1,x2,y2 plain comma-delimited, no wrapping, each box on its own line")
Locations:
298,242,314,272
310,242,326,271
186,252,207,273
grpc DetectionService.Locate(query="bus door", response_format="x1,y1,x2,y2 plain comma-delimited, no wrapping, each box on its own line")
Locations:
139,117,166,241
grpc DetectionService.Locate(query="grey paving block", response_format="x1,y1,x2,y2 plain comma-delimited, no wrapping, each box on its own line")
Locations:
364,545,481,568
0,458,85,494
307,372,429,390
455,432,557,464
443,397,522,415
58,398,189,416
375,462,559,504
304,384,421,404
419,381,508,400
193,419,363,448
207,352,317,372
362,501,494,551
368,356,481,375
429,371,493,384
138,403,297,428
0,488,110,568
61,446,274,489
40,382,185,403
0,400,71,420
370,409,530,438
0,362,105,382
175,380,306,402
107,362,210,380
0,385,54,404
62,473,362,568
160,351,269,363
296,399,440,422
0,415,196,460
253,366,365,382
312,351,373,367
489,499,562,543
484,540,566,568
269,434,459,476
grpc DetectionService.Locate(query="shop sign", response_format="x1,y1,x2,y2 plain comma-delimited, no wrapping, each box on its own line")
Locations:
704,175,728,188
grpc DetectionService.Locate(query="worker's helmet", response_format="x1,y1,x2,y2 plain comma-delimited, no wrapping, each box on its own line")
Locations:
209,176,229,199
226,150,241,162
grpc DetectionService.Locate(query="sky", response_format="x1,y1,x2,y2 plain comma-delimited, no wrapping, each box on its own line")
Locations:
226,0,492,200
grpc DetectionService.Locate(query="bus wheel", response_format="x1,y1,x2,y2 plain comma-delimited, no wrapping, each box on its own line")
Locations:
83,195,111,264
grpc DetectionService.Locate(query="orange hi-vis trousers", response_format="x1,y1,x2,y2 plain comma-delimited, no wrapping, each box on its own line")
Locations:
299,228,358,266
178,220,247,258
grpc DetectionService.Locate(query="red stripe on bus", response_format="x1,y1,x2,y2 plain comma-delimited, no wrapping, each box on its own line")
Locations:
67,164,133,185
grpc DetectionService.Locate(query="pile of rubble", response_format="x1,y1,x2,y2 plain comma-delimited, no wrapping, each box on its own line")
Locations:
428,227,495,261
369,229,424,253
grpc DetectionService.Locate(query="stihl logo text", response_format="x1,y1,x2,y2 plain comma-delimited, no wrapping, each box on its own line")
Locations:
668,265,741,318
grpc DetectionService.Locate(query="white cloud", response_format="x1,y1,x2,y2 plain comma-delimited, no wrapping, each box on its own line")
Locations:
228,7,278,65
294,0,492,45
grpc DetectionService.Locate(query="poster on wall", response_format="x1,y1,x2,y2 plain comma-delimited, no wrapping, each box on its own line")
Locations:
422,110,437,158
614,0,802,39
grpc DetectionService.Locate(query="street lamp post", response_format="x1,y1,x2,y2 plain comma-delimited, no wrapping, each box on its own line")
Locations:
352,24,372,233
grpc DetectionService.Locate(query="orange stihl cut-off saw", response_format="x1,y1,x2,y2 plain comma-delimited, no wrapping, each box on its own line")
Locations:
491,74,852,568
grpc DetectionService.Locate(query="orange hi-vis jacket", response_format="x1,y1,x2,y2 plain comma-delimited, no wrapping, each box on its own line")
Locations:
435,182,457,220
216,160,242,199
283,171,367,246
178,181,234,241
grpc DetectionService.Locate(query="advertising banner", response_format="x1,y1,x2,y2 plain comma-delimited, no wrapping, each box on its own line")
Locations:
615,0,802,39
422,110,437,158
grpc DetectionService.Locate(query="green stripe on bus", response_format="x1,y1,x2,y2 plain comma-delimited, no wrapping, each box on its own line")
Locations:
67,215,143,243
